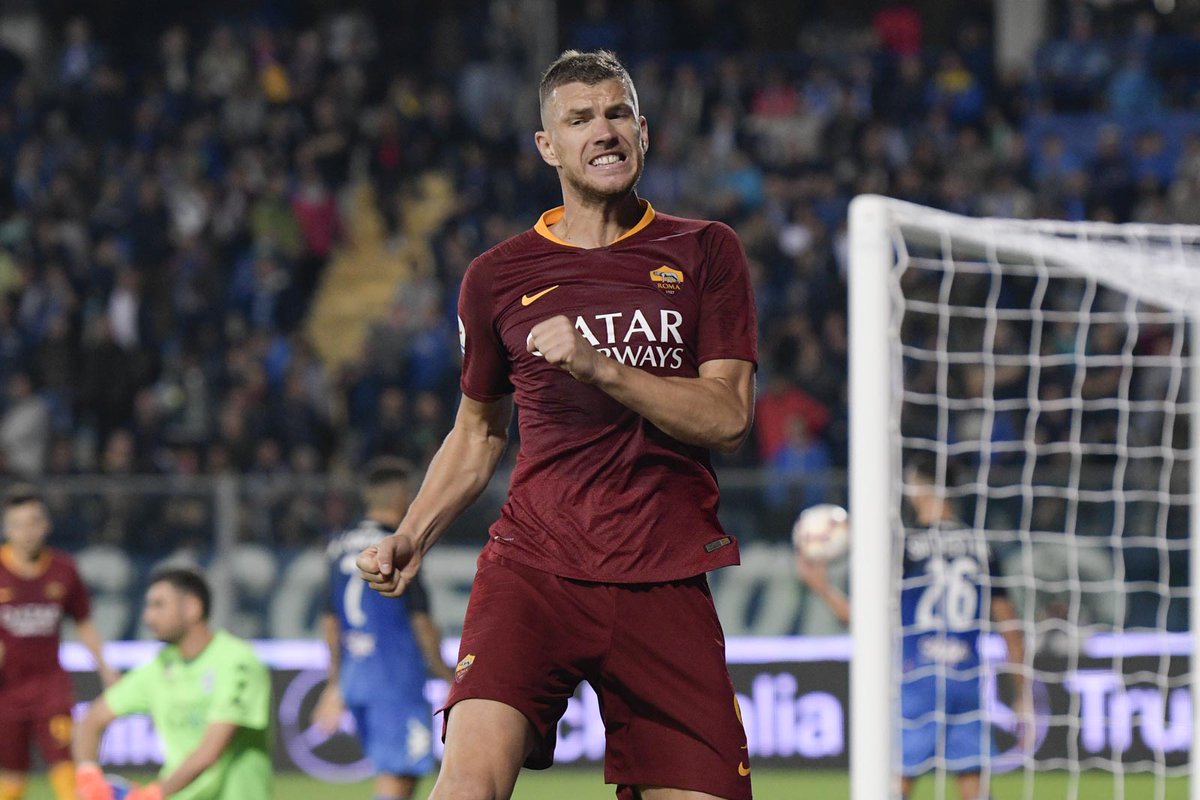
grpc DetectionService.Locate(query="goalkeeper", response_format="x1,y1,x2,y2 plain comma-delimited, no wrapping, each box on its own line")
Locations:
72,568,271,800
796,454,1029,800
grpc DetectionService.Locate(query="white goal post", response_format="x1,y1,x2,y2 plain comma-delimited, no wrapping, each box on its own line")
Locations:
848,194,1200,800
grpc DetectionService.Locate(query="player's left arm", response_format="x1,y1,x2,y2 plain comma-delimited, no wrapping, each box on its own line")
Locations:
991,591,1032,746
157,721,239,795
313,611,344,734
75,617,119,687
410,611,455,682
527,320,754,453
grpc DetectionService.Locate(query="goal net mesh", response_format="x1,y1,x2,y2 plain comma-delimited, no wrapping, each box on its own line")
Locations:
863,197,1198,800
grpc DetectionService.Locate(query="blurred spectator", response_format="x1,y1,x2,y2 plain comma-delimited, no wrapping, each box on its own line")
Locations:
754,373,829,464
926,52,984,125
1039,12,1112,111
1107,55,1163,116
0,372,49,476
873,4,922,57
763,415,832,519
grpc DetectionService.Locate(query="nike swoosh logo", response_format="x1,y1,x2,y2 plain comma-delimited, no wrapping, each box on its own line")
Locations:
521,285,560,306
738,761,751,776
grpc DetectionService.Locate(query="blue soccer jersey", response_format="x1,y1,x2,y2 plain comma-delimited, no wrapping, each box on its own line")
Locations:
900,519,1004,676
326,519,435,775
898,518,1006,774
327,519,431,705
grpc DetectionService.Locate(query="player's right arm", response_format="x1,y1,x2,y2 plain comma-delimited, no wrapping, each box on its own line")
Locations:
74,695,120,800
358,393,513,597
157,721,240,796
75,659,154,766
312,611,344,734
73,695,117,765
795,553,850,627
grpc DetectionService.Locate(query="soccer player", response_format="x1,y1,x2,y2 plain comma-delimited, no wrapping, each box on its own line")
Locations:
73,568,271,800
314,456,455,800
0,485,117,800
795,454,1029,800
357,49,757,800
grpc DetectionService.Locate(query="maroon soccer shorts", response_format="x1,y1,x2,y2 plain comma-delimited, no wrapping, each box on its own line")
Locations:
443,551,753,800
0,678,75,770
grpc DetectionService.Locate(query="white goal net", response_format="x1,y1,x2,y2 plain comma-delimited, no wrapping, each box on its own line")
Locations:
847,195,1200,800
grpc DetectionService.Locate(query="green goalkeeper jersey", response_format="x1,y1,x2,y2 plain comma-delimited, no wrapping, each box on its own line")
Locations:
104,630,272,800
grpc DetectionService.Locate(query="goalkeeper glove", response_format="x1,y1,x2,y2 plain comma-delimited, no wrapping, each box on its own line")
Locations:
76,763,113,800
125,784,164,800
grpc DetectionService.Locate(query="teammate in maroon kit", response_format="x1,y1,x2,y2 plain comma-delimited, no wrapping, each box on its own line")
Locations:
0,485,117,800
357,50,756,800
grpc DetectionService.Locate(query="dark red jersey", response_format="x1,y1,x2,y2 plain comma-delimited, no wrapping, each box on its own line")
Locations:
458,201,758,582
0,545,89,688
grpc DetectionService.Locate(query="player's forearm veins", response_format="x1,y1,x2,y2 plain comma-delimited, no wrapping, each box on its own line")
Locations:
591,358,754,452
398,397,511,552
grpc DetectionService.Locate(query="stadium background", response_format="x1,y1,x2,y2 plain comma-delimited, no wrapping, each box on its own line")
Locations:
2,0,1196,796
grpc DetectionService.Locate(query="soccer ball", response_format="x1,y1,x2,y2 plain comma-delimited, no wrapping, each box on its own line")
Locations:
791,504,850,562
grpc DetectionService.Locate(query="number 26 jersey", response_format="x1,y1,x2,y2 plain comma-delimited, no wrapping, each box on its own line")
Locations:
900,520,1008,674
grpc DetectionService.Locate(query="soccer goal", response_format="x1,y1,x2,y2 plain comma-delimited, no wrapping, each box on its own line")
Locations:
848,195,1200,800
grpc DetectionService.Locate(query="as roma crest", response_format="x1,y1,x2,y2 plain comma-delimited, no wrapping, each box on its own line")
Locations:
650,266,684,295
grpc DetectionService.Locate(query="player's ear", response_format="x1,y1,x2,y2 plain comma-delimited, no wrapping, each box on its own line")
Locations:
534,130,561,168
639,116,649,155
185,593,204,624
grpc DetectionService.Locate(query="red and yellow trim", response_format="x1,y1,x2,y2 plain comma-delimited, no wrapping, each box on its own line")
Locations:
534,200,656,248
0,544,52,578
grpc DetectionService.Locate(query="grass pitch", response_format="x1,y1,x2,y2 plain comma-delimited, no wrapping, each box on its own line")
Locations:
24,768,1188,798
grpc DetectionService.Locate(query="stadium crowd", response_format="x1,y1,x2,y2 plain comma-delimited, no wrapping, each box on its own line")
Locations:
0,0,1192,596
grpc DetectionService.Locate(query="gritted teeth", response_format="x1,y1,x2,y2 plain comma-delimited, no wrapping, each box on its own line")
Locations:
589,153,624,166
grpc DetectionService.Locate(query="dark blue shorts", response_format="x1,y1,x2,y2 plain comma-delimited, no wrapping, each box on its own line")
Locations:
901,672,993,775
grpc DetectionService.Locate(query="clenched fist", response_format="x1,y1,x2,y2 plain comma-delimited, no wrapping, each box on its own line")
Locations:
527,315,605,383
357,533,422,597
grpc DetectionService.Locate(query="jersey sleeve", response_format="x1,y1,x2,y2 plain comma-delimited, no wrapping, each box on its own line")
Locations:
207,646,271,731
696,222,758,367
404,572,430,615
104,660,155,715
458,258,513,402
61,556,91,621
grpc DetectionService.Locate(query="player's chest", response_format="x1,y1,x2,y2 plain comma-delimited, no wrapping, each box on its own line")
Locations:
0,573,68,604
155,666,217,727
0,574,68,635
494,249,701,360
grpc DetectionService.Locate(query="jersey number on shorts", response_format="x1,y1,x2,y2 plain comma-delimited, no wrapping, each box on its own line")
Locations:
914,556,979,631
341,554,367,628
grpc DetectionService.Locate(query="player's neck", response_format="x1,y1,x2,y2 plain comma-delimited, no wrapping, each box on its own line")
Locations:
177,624,215,661
1,543,46,576
551,191,644,248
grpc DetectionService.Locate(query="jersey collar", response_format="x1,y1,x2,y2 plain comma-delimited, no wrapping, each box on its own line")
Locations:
0,544,52,578
534,200,656,248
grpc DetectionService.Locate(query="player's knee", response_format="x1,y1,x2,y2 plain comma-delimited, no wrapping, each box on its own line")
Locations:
374,772,417,800
428,773,506,800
